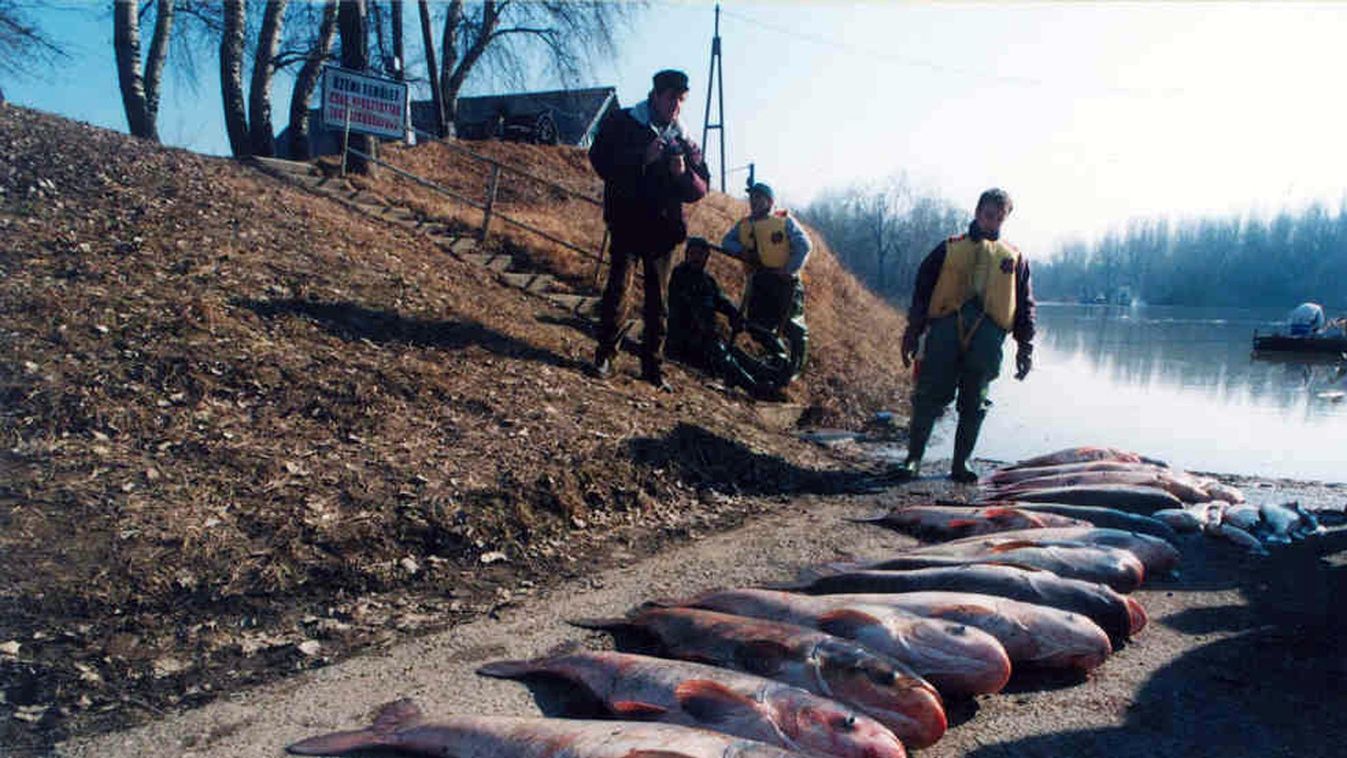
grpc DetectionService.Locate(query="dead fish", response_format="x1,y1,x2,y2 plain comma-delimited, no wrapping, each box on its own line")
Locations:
930,527,1180,576
1004,447,1168,470
988,484,1183,514
670,588,1013,697
1204,521,1269,556
286,699,805,757
478,650,906,758
1194,479,1245,503
987,460,1170,486
1220,502,1262,532
777,564,1145,644
572,608,946,749
847,543,1146,593
1004,502,1180,542
1152,508,1204,533
1257,501,1299,542
989,470,1210,503
1287,502,1328,539
854,504,1090,539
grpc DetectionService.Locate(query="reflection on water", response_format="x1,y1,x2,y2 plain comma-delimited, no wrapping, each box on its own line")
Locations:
925,304,1347,483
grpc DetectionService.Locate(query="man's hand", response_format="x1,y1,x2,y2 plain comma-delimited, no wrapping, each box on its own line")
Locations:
669,152,686,176
643,138,664,166
1014,342,1033,380
901,328,919,369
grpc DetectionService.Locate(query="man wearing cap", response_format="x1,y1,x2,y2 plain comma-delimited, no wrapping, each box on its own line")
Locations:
665,238,771,395
891,188,1036,483
588,68,711,392
719,181,812,388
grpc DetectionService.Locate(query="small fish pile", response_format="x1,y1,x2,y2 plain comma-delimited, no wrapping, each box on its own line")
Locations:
1152,500,1327,555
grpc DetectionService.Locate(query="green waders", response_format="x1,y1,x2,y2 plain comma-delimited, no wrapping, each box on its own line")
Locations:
744,271,809,385
902,298,1006,481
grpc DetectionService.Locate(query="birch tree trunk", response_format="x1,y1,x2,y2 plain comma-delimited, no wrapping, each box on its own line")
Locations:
288,0,339,160
417,0,444,137
337,0,373,174
113,0,154,141
248,0,290,157
220,0,250,157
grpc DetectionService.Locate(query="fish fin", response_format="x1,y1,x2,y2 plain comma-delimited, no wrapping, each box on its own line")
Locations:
736,639,792,677
611,700,670,717
817,608,884,638
568,616,632,632
286,699,421,755
675,679,760,722
476,658,540,679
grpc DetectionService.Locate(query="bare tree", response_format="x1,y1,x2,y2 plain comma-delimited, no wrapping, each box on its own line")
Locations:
219,0,248,157
248,0,290,157
416,0,444,136
113,0,175,142
337,0,374,173
0,0,66,80
286,0,339,159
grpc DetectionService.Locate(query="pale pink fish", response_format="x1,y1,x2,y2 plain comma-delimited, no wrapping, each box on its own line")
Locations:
1004,447,1167,470
814,592,1113,671
673,588,1013,697
478,650,906,758
987,460,1171,486
286,699,805,757
856,542,1146,593
988,470,1210,503
857,504,1090,540
932,527,1180,576
573,607,948,749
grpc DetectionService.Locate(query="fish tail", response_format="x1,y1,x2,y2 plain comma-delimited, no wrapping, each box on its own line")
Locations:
568,616,632,632
286,699,421,755
476,658,541,679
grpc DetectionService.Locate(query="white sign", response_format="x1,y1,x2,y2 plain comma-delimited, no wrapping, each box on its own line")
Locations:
320,66,408,140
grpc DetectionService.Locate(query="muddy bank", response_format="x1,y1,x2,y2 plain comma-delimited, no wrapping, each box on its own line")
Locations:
55,467,1347,758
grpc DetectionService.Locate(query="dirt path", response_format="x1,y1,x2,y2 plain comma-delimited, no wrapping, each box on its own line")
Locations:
56,477,1347,758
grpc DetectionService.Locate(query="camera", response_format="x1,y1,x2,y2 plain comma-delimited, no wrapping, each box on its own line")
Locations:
663,139,686,159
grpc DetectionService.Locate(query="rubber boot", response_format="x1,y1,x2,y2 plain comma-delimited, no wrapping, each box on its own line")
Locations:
949,410,986,484
892,405,938,481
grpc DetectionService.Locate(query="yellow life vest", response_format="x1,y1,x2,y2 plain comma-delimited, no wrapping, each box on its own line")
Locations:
928,235,1019,331
736,210,792,270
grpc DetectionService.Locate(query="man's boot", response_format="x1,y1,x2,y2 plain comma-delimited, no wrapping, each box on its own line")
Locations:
891,405,937,482
641,357,673,393
949,410,986,484
592,343,616,379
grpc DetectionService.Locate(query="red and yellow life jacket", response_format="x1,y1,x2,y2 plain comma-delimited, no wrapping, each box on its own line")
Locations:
928,235,1019,331
736,210,792,270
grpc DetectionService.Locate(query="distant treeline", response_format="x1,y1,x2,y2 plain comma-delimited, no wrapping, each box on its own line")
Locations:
799,175,965,307
1034,203,1347,307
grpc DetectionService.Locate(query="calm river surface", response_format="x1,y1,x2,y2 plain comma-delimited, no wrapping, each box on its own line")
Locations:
920,304,1347,483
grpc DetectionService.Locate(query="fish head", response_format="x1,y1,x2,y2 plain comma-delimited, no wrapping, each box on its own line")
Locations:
809,639,946,748
766,685,908,758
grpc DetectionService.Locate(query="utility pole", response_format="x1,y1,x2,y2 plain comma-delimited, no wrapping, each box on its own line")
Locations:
701,3,727,192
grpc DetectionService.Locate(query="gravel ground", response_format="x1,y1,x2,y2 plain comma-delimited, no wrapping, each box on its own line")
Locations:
56,463,1347,758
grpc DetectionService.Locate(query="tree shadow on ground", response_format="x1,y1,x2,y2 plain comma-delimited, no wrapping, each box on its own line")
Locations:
237,298,584,371
966,529,1347,758
627,423,882,497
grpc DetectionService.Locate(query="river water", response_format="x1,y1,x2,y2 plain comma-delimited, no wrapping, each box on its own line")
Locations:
916,304,1347,484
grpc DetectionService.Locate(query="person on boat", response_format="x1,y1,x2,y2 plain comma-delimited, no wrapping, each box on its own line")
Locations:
892,188,1036,484
1288,302,1327,336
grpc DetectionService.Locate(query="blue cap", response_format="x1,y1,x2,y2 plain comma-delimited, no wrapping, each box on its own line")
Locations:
748,182,774,201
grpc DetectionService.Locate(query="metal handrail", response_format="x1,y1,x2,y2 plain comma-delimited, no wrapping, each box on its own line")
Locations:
411,125,603,208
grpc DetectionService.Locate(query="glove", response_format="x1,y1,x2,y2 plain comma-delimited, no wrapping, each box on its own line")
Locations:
900,328,919,369
1014,342,1033,380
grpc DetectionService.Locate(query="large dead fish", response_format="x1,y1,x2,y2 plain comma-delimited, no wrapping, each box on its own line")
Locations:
572,608,947,749
1004,447,1168,470
854,504,1090,539
986,483,1184,514
478,650,907,758
988,470,1210,503
929,527,1181,576
846,543,1145,593
987,460,1173,486
286,699,805,757
777,564,1146,645
997,501,1179,542
669,589,1012,697
816,592,1112,671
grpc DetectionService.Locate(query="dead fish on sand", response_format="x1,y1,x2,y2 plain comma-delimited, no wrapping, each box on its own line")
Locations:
478,650,907,758
778,564,1145,644
843,543,1146,593
853,504,1089,539
999,502,1179,542
986,483,1183,514
286,699,806,757
667,588,1012,697
929,527,1180,576
813,592,1113,671
572,608,946,749
1004,447,1168,470
987,469,1211,504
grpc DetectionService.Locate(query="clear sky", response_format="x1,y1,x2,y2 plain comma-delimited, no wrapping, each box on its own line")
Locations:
8,1,1347,256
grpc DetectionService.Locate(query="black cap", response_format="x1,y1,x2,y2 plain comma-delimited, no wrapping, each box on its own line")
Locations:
652,69,690,94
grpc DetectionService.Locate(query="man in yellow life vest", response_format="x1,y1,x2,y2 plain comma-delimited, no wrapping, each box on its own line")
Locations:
718,182,812,388
891,188,1036,483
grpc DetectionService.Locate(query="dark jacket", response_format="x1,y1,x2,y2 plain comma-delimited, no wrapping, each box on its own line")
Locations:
666,262,740,356
589,101,710,250
906,222,1036,347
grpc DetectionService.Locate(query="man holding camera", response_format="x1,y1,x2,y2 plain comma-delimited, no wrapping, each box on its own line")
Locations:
589,69,711,392
718,182,812,388
892,188,1036,484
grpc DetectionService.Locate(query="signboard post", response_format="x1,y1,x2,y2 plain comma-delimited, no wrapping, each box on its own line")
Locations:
320,66,409,175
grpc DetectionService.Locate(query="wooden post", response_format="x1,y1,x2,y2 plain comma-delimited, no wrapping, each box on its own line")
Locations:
340,106,352,177
481,164,501,240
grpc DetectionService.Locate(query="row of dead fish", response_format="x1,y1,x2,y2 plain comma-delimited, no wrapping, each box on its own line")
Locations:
975,445,1330,556
287,450,1195,756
